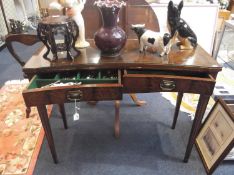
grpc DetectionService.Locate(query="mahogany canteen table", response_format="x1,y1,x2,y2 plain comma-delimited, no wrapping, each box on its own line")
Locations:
22,40,222,164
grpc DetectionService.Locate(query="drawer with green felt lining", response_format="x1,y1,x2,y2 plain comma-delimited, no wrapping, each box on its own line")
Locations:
23,70,122,106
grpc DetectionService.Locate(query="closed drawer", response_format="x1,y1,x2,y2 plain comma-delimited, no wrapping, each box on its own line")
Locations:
123,70,216,95
23,70,122,106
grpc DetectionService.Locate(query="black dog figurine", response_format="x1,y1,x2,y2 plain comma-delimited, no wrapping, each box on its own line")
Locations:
167,0,197,50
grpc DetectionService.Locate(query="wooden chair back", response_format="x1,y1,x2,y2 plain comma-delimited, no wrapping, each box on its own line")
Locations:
5,34,40,67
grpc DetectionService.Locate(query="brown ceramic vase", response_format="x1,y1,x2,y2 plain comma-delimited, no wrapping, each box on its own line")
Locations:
94,5,127,57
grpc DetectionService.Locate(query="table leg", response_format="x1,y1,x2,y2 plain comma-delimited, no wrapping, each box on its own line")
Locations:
129,94,147,106
58,103,68,129
114,100,120,138
171,92,183,129
37,105,58,164
183,95,210,163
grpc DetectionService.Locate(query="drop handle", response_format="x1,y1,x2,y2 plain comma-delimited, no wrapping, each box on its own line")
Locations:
160,80,176,91
67,90,83,101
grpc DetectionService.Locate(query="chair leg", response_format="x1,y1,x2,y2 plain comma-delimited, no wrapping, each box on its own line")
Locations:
58,103,68,129
171,92,183,129
26,107,31,118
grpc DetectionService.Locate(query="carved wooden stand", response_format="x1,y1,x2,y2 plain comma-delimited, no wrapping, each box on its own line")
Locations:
37,16,80,60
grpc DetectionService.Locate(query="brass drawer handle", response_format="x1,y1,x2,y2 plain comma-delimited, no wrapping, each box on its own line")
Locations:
67,90,83,101
160,80,176,91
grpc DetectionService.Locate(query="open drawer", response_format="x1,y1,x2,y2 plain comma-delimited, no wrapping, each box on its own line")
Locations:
123,69,216,95
23,70,122,107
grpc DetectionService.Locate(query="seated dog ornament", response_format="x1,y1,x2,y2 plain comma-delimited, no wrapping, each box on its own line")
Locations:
131,24,171,57
167,0,197,50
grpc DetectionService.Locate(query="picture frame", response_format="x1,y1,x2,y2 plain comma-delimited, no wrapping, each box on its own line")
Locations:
196,98,234,175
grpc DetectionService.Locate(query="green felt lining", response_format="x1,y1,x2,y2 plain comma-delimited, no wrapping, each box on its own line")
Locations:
27,70,119,89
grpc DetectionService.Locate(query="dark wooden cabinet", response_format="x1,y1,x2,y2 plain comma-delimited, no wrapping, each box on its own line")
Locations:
228,0,234,13
83,0,159,39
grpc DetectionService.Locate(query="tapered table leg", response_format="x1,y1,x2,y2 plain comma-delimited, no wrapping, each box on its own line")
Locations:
37,105,58,164
58,103,68,129
129,94,147,106
171,92,183,129
114,100,120,138
183,95,210,163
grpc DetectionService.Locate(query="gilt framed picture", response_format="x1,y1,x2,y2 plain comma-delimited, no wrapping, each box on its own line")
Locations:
196,98,234,175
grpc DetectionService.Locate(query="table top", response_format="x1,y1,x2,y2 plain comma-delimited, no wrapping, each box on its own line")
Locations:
39,15,73,25
23,40,222,75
